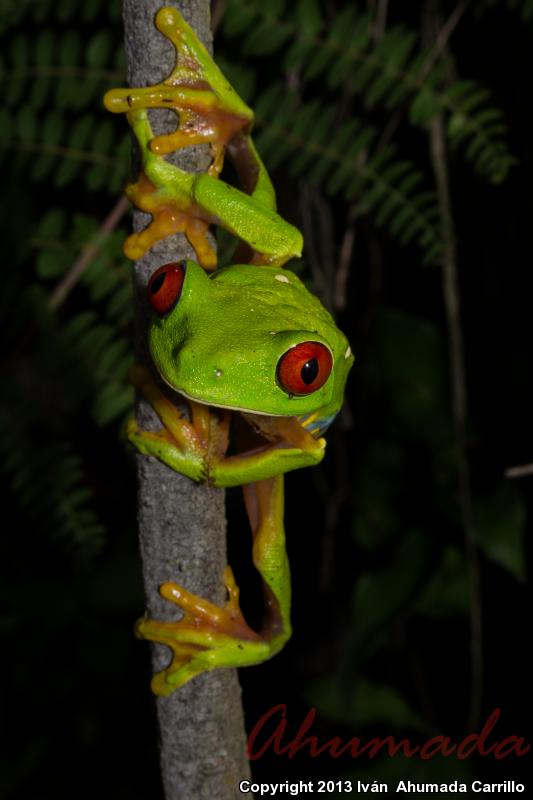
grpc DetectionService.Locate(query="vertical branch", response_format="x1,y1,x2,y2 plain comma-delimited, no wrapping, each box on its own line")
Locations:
425,3,483,730
121,1,250,798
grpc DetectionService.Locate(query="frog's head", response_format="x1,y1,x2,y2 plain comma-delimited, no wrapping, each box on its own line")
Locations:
147,259,353,425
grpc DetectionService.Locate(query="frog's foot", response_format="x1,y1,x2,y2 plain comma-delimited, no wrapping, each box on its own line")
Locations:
136,567,274,695
127,365,229,481
103,7,253,177
123,172,217,269
123,203,216,269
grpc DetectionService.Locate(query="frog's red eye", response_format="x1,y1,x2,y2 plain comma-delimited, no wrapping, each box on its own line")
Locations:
147,262,185,315
277,342,332,396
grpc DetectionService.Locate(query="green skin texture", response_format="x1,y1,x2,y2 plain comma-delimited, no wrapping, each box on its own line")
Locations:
109,7,354,693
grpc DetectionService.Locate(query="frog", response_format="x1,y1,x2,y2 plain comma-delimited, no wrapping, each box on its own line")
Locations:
128,260,353,695
104,7,353,696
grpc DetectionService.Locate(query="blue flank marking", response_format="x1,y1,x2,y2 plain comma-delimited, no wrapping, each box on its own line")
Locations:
297,412,337,438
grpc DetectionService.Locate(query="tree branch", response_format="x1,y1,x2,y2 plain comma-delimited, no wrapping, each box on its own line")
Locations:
122,1,250,797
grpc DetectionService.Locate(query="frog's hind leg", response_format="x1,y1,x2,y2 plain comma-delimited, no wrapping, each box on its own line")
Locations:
242,475,292,652
135,475,291,695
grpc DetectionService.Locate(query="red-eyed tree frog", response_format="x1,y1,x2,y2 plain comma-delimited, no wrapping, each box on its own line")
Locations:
104,7,353,696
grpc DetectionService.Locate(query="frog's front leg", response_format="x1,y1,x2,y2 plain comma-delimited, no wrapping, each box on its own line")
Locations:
103,7,303,268
137,475,291,695
127,365,229,482
127,365,325,490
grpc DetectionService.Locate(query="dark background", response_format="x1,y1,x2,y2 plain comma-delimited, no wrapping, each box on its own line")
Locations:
0,0,531,797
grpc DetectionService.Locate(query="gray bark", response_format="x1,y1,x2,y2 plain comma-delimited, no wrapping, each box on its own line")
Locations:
122,1,250,797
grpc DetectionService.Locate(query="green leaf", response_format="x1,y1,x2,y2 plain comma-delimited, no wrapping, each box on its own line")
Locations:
91,119,114,155
36,248,70,279
42,111,64,145
84,163,108,192
414,547,470,619
352,529,433,646
29,74,52,110
474,484,526,580
296,0,321,36
59,30,82,66
69,213,98,245
367,310,451,444
54,158,79,188
56,0,76,22
222,0,256,37
35,29,54,65
68,114,95,149
409,87,441,126
86,30,112,68
16,106,36,141
215,57,256,103
363,434,412,529
4,73,25,107
242,20,290,56
9,32,29,66
53,78,76,110
82,0,103,22
37,209,66,239
93,384,133,426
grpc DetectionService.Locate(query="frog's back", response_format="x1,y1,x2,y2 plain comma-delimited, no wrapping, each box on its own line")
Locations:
210,264,337,336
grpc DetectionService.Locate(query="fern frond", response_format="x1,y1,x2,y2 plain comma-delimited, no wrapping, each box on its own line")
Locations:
0,24,128,191
33,210,134,425
222,0,514,184
254,87,443,264
0,406,106,561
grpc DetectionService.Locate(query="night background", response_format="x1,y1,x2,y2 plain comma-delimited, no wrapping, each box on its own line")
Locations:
0,0,531,797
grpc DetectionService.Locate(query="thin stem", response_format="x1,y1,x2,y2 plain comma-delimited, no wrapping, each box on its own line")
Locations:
376,0,470,151
48,196,130,310
298,183,329,305
422,0,471,78
374,0,389,41
429,100,483,733
334,211,356,311
505,463,533,479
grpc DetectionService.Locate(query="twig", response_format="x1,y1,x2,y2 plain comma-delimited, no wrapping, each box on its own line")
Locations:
505,463,533,479
333,0,388,312
423,0,471,78
376,0,470,151
299,183,330,306
374,0,389,41
334,211,356,311
48,195,130,310
428,61,483,732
